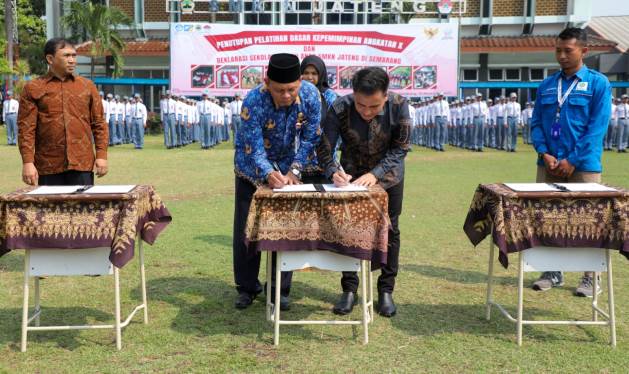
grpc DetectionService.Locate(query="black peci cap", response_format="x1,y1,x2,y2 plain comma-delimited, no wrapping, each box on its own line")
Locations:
267,53,301,84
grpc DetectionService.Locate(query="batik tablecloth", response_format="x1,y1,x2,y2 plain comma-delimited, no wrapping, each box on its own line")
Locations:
0,185,171,268
246,185,390,267
463,183,629,268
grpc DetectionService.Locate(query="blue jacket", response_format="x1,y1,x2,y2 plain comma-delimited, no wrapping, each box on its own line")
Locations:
530,65,611,173
234,80,322,185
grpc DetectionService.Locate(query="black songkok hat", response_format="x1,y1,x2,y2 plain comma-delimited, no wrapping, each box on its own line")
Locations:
267,53,301,84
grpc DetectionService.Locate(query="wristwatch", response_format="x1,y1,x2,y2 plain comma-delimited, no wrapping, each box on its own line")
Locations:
538,152,545,161
291,167,302,180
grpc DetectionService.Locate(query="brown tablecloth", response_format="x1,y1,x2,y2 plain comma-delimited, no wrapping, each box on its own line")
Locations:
0,185,172,268
463,183,629,268
245,185,390,268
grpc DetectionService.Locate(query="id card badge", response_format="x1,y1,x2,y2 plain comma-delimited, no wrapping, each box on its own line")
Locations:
551,112,561,140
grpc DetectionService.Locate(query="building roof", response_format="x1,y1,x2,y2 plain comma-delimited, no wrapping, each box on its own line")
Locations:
76,34,617,57
461,35,617,53
586,16,629,53
76,39,170,57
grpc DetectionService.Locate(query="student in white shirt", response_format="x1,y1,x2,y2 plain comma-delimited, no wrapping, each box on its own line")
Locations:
495,96,507,150
605,97,618,150
522,101,533,144
123,96,133,144
616,94,629,152
505,92,522,152
106,93,117,145
433,93,449,151
114,95,125,145
131,94,147,149
229,93,243,141
2,90,19,145
99,91,109,124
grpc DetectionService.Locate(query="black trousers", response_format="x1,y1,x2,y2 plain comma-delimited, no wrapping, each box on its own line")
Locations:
233,177,292,296
38,170,94,186
341,179,404,294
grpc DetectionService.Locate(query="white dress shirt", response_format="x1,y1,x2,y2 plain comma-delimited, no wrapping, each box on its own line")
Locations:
2,99,19,122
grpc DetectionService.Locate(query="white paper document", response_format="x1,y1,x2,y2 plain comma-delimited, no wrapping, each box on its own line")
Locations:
273,184,317,193
26,186,86,195
84,185,136,194
555,183,618,192
504,183,560,192
322,184,368,192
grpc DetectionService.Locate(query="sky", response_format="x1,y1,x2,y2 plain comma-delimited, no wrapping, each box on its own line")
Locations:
590,0,629,17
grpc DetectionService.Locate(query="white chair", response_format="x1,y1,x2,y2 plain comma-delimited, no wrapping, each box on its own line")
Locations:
485,240,616,347
265,250,374,346
20,238,148,352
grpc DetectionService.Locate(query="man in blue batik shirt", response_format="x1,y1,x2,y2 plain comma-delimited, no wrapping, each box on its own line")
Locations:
530,27,612,297
233,53,321,310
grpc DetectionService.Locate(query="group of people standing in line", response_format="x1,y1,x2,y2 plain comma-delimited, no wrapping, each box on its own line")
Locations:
408,92,535,153
157,92,239,149
606,94,629,153
99,92,147,149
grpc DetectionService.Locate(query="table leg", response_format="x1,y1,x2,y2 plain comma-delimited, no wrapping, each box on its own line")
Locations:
486,238,496,321
266,251,272,322
516,251,524,347
139,239,148,324
114,266,122,351
592,271,599,322
274,252,281,346
361,260,369,345
34,276,40,327
368,263,374,320
606,250,616,348
21,250,30,352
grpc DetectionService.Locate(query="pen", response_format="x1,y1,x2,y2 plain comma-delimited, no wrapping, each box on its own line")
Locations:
549,183,568,192
337,163,351,183
272,161,281,172
74,185,92,194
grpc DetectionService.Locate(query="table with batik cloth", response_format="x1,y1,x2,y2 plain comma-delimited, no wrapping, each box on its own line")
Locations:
0,185,172,351
463,183,629,347
245,185,390,345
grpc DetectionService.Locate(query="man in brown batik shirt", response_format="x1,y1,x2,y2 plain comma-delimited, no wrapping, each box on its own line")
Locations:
317,67,410,318
18,38,108,186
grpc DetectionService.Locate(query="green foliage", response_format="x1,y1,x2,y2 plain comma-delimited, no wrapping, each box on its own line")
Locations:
61,2,133,78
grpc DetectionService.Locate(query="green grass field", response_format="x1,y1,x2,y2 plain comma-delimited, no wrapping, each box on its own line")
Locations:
0,127,628,373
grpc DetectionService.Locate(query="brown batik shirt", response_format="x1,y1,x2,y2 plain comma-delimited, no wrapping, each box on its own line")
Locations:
18,72,108,175
317,92,411,190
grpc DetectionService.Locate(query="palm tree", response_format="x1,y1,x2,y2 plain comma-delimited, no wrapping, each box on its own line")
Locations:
12,59,32,96
62,2,133,79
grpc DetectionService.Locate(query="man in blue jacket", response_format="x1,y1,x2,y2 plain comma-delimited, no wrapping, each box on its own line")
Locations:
232,54,322,310
530,27,611,297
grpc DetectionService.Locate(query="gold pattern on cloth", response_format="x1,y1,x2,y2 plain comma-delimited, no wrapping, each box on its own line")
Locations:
0,185,171,268
463,183,629,268
246,186,389,261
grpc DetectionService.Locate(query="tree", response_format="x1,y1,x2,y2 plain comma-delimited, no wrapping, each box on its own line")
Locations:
62,2,133,79
0,0,47,77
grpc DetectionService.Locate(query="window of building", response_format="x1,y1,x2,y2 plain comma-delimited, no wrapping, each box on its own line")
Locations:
530,68,544,81
505,68,520,81
462,69,478,81
488,69,503,81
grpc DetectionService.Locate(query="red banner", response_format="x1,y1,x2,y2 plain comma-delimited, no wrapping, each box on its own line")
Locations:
205,31,415,53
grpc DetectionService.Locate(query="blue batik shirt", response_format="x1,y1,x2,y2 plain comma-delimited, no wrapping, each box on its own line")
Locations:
234,80,322,185
530,64,611,172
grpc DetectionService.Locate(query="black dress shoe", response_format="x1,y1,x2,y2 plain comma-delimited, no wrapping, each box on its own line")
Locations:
377,292,397,317
332,292,356,315
235,292,255,309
